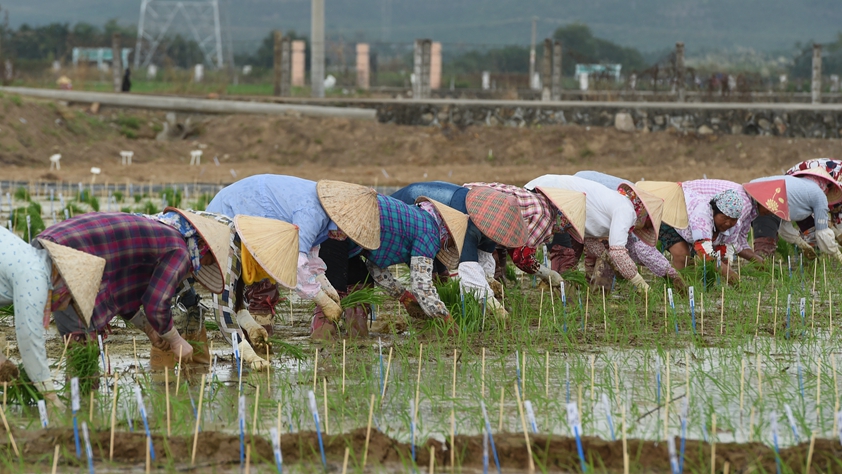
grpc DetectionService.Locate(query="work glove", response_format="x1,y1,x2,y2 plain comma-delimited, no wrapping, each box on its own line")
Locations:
399,290,427,320
161,327,194,363
795,237,818,260
239,340,270,371
486,296,509,320
485,276,504,300
669,273,688,296
628,273,650,293
128,310,171,351
536,265,563,286
316,274,341,304
236,309,269,352
313,290,343,322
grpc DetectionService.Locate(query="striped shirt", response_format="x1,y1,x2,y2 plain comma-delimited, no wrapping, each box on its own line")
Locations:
37,213,191,333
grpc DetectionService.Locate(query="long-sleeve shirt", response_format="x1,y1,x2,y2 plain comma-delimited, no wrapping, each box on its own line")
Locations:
679,179,757,253
0,228,52,386
463,182,556,248
206,174,336,298
37,213,191,334
391,181,496,262
751,176,830,229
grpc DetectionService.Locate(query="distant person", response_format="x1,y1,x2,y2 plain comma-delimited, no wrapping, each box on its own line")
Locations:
121,68,131,92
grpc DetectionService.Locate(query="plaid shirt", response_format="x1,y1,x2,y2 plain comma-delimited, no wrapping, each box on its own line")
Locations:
464,182,554,247
37,213,191,333
363,195,441,268
679,179,757,253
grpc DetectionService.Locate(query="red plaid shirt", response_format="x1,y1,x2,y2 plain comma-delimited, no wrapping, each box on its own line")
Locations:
37,213,191,333
464,182,555,247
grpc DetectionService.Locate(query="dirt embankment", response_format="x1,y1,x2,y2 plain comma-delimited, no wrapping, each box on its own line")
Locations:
0,93,838,187
10,426,842,472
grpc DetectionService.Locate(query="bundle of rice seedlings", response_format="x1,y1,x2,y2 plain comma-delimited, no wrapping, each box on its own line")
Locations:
65,343,100,395
266,338,306,361
340,287,387,309
2,365,43,406
435,279,485,332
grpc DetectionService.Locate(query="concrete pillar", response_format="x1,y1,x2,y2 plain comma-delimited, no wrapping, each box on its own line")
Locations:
812,43,822,104
551,41,562,101
675,42,685,102
273,30,283,96
112,33,122,92
311,0,325,98
481,71,490,90
430,42,442,90
280,37,291,96
529,16,537,91
541,38,552,101
292,40,306,87
356,43,370,90
413,39,431,99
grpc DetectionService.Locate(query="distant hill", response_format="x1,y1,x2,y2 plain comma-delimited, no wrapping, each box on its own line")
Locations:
3,0,841,53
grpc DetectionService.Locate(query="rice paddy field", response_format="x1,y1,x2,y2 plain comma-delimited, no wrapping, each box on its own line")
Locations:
1,181,842,473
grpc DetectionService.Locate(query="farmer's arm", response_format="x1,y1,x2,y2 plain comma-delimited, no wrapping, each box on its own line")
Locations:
408,256,450,319
12,272,53,393
364,259,406,298
142,248,192,334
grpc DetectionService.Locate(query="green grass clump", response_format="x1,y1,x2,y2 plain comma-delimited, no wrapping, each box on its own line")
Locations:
112,190,124,203
115,115,142,130
436,279,487,332
160,187,182,208
137,201,160,215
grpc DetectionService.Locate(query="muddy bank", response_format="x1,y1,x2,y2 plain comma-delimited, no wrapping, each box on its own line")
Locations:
8,426,842,472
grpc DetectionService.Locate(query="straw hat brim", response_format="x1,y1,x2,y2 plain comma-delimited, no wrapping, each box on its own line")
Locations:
791,168,842,205
742,180,790,220
164,207,231,294
316,180,381,250
618,184,663,246
37,239,105,327
234,215,299,289
533,187,587,243
415,197,468,259
634,181,689,229
465,186,529,248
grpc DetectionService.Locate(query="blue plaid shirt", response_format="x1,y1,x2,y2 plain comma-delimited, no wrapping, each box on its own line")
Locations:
363,195,441,268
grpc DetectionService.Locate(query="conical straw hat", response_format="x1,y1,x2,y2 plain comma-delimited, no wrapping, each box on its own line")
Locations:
634,181,689,229
415,197,468,260
790,168,842,205
618,183,663,246
317,180,381,250
234,215,299,289
465,186,529,248
37,239,105,327
165,207,231,294
743,180,790,220
534,187,587,243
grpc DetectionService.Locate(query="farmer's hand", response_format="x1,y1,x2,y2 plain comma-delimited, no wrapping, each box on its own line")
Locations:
486,297,509,320
161,328,194,363
314,290,343,322
316,274,341,304
628,274,650,293
795,238,817,260
43,391,66,411
239,340,270,371
143,325,171,351
399,291,427,320
486,276,504,300
670,274,688,296
536,266,563,286
236,309,269,352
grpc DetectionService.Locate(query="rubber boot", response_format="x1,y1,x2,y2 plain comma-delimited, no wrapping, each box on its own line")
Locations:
310,306,338,341
345,304,370,338
753,236,778,259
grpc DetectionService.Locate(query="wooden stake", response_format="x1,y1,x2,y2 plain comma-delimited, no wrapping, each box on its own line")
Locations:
719,287,725,335
830,290,834,337
363,394,375,468
252,385,261,435
238,343,244,393
342,339,346,395
805,432,816,474
621,403,629,474
833,355,840,434
452,349,458,400
322,377,329,435
644,287,649,324
163,367,171,437
381,347,393,400
724,461,730,474
538,288,544,330
585,291,590,330
522,350,527,400
754,292,762,337
602,286,607,332
277,403,282,443
756,353,763,400
266,345,271,397
429,446,436,474
710,413,716,474
0,400,19,456
145,429,151,473
700,292,705,334
190,374,206,466
589,354,596,403
176,346,183,396
545,351,550,397
109,373,120,461
514,383,535,473
498,386,505,432
89,391,95,423
664,284,668,332
244,445,251,474
772,290,778,337
51,445,60,474
341,447,350,474
481,347,486,399
748,406,755,442
312,348,319,393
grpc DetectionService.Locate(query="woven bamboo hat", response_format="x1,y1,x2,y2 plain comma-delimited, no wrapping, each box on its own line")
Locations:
37,239,105,327
634,181,689,229
165,207,231,294
316,180,381,250
743,180,790,220
533,187,587,243
618,184,664,246
790,168,842,205
415,197,468,262
234,215,299,289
